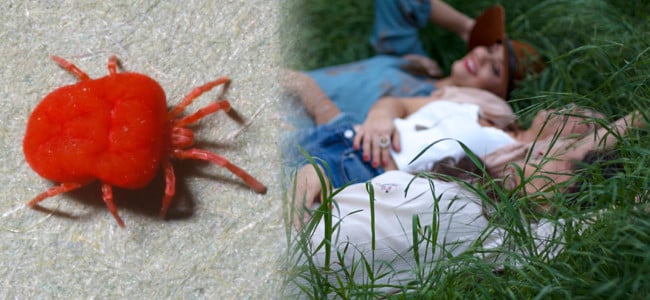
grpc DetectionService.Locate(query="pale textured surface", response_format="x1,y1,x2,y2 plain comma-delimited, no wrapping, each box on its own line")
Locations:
0,1,286,298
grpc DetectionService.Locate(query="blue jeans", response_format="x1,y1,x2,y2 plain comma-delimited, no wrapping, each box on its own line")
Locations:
284,114,384,188
371,0,432,56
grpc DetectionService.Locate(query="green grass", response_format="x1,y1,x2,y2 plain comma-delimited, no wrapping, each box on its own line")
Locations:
280,0,650,298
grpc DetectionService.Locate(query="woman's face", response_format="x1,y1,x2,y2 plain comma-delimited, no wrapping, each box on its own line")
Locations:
504,106,604,198
450,44,505,98
527,106,603,141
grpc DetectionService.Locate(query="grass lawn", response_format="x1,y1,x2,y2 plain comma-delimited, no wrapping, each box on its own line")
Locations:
280,0,650,298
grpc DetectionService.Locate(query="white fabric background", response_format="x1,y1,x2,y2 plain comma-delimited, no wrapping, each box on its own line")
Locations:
0,1,285,298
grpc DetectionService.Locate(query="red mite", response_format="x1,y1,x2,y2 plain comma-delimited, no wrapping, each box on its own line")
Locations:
23,55,267,227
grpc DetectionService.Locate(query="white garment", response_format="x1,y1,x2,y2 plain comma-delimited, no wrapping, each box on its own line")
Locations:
310,170,562,287
391,100,515,173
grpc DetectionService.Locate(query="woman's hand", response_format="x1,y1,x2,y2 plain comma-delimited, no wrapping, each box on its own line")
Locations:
353,112,401,169
290,164,329,229
401,54,443,78
353,96,433,169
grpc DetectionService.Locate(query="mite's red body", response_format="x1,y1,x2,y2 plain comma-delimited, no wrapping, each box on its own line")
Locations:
25,73,168,188
23,56,267,227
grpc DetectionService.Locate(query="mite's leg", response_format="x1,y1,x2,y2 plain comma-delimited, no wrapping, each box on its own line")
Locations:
50,56,91,81
173,148,267,194
159,158,176,218
174,100,231,127
107,55,120,75
27,182,84,207
101,183,125,228
168,77,230,119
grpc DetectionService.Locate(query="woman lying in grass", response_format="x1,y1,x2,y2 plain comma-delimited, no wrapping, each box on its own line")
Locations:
288,89,603,211
284,4,546,197
283,0,650,297
283,3,543,126
291,110,646,289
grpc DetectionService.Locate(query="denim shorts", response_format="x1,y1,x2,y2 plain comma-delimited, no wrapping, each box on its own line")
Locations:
370,0,432,56
285,114,384,188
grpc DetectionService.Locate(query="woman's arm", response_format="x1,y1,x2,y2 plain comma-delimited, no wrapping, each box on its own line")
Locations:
281,69,341,125
355,87,515,169
577,111,646,153
428,0,475,43
353,96,436,168
398,0,475,77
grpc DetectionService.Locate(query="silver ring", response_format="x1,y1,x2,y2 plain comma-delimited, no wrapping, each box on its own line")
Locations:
377,136,390,148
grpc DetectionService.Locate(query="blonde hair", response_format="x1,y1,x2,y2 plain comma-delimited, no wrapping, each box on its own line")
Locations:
436,86,516,129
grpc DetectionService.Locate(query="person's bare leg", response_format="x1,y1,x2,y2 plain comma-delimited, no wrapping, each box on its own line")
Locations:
281,69,341,125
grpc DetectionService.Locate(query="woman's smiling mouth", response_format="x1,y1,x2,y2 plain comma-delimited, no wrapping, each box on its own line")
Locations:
464,56,477,76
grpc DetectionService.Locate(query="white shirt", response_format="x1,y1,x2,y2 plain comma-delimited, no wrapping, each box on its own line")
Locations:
391,100,516,173
309,170,564,288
